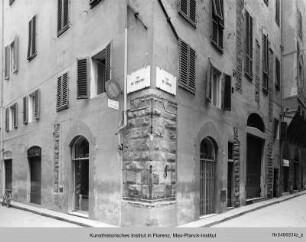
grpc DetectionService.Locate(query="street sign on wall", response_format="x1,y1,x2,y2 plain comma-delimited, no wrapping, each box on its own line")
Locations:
156,67,177,95
127,66,150,94
283,159,290,167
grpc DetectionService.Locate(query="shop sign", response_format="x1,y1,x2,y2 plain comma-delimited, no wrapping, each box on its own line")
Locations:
127,66,150,94
156,67,177,95
283,159,290,167
108,99,119,110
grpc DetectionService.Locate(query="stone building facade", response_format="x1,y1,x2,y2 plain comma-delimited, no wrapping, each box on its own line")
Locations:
0,0,305,227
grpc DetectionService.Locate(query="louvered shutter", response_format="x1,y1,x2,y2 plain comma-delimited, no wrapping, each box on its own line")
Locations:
62,73,69,108
13,36,18,73
206,60,212,102
13,103,18,129
56,76,62,110
27,20,32,59
23,96,28,124
104,43,111,83
189,47,196,92
219,0,224,27
57,0,62,33
77,58,89,99
275,57,280,89
179,40,189,88
32,15,36,56
223,75,231,111
245,11,253,79
189,0,196,24
5,108,9,132
34,89,40,120
4,46,10,80
63,0,69,28
180,0,188,16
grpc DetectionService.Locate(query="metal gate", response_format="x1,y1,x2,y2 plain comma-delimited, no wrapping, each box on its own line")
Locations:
200,158,215,215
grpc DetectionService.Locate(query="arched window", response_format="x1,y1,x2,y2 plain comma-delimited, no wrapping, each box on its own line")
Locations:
72,136,89,159
247,113,265,133
200,137,216,160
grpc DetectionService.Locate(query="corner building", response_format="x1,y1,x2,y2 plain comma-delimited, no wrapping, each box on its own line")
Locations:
0,0,304,227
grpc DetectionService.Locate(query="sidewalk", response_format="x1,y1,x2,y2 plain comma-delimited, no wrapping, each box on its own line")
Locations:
9,201,118,228
178,190,306,227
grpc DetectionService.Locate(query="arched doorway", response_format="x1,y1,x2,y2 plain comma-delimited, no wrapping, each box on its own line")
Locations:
200,137,217,215
28,146,42,204
246,113,265,199
71,136,89,214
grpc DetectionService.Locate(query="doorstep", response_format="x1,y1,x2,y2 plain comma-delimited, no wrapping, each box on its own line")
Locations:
178,190,306,227
8,201,118,227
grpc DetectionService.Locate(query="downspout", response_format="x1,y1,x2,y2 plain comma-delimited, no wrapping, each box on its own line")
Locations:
280,0,284,197
0,0,4,196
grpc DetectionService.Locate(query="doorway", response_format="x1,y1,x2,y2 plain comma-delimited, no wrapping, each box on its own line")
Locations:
200,137,217,216
72,136,89,213
283,166,289,192
4,159,12,190
246,135,263,199
28,146,42,204
273,168,279,197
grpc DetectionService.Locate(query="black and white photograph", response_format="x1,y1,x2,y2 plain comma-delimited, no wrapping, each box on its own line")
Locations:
0,0,305,241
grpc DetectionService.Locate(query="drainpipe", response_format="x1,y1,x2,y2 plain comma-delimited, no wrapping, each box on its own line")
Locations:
0,0,4,196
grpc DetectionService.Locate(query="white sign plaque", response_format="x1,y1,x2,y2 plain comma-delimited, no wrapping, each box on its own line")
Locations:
156,67,177,95
283,159,289,167
127,66,150,94
108,99,119,110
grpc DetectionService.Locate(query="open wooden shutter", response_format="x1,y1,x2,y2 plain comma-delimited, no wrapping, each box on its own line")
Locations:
189,0,196,24
56,76,62,111
23,96,29,124
13,36,18,73
62,73,69,108
27,20,32,59
206,60,213,102
34,89,40,120
223,75,231,111
179,40,189,88
245,11,253,79
104,43,111,83
63,0,69,28
5,108,9,132
32,15,36,56
57,0,62,33
13,103,18,129
77,58,89,99
4,46,10,80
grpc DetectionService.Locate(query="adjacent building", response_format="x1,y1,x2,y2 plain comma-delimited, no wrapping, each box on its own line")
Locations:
0,0,305,227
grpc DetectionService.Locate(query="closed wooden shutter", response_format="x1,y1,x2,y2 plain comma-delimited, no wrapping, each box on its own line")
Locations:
34,89,40,120
23,96,29,124
262,34,269,91
63,0,69,27
223,75,231,111
57,0,62,33
77,58,89,99
189,47,196,92
275,57,280,89
245,11,253,79
5,108,9,132
189,0,196,24
62,73,69,107
56,76,62,110
4,46,10,80
27,20,32,59
13,103,18,129
179,40,189,88
32,15,36,55
104,43,111,83
13,36,18,73
27,15,37,59
180,0,188,16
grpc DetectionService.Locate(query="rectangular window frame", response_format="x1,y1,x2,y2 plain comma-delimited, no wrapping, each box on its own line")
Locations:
7,103,18,131
57,72,69,112
27,15,37,61
211,0,224,53
244,11,253,81
262,34,269,94
57,0,69,37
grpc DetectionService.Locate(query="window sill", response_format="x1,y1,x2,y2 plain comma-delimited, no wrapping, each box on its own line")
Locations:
211,40,223,54
178,11,197,29
57,25,70,38
27,52,37,62
57,105,69,112
179,83,195,95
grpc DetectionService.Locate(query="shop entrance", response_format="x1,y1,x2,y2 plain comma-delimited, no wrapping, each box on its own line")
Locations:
28,146,42,204
200,137,217,216
72,136,89,213
246,135,263,199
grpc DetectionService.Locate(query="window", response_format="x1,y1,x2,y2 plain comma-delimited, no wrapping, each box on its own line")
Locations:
23,90,40,124
275,57,280,90
6,103,18,131
179,0,196,27
245,11,253,80
264,0,268,6
77,43,111,99
211,0,224,52
179,40,196,94
57,0,69,36
4,36,18,80
275,0,280,26
211,67,222,108
262,34,269,93
27,15,37,61
298,10,303,40
57,73,69,111
273,118,279,139
89,0,101,8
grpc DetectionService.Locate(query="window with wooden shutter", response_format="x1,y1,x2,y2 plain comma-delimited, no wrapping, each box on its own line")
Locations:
13,103,18,129
211,0,224,52
34,89,40,120
57,73,69,111
27,15,37,60
4,46,10,80
89,0,101,8
262,34,269,93
57,0,69,36
298,11,303,40
179,40,196,94
223,75,231,111
179,0,196,27
23,96,29,124
10,36,18,73
245,11,253,80
77,58,89,99
275,0,280,27
5,108,9,132
275,57,280,90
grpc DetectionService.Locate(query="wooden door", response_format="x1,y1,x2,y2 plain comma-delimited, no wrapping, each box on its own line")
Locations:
30,157,41,204
227,162,233,207
4,159,12,190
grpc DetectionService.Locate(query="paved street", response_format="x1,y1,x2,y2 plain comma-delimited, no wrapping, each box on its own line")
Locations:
0,206,80,227
213,194,306,227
